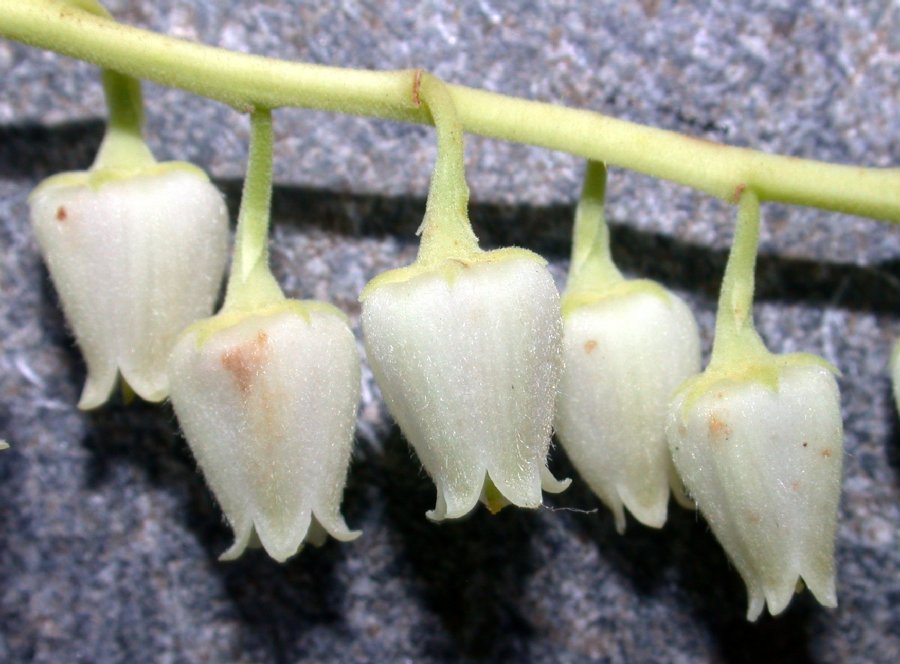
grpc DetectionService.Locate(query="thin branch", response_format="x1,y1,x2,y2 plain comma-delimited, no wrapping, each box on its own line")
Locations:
1,0,898,221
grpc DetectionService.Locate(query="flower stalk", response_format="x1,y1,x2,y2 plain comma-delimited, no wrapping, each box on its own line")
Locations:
413,72,480,267
222,109,284,313
565,162,624,294
709,188,770,369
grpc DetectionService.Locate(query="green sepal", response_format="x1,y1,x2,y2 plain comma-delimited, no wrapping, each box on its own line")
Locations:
674,351,839,418
561,278,672,319
187,299,349,349
359,245,546,301
30,161,209,200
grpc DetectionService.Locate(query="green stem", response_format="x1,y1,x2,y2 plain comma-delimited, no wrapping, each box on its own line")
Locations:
100,68,144,137
91,69,154,171
1,0,897,222
709,188,769,368
415,72,480,266
56,1,154,171
223,109,284,312
565,161,623,293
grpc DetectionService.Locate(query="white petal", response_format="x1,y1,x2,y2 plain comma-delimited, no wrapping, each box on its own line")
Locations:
362,255,564,520
556,288,700,532
30,167,229,407
169,306,361,562
668,362,842,619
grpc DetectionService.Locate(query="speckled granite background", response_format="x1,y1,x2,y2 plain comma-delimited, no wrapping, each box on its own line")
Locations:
0,1,898,662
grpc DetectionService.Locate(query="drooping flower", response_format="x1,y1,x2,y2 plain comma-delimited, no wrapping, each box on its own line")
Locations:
361,72,568,520
363,250,568,520
557,283,700,531
555,163,700,531
668,356,842,620
30,164,229,408
168,110,360,561
28,69,228,408
667,190,843,620
169,301,361,562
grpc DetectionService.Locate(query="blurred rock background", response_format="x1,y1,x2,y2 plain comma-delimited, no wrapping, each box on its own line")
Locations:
0,1,897,662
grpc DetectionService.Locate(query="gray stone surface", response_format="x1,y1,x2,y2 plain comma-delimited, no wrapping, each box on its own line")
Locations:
0,1,898,662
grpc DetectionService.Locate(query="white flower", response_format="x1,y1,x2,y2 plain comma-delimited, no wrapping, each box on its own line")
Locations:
29,164,229,408
361,249,569,521
555,282,700,532
168,301,360,562
667,357,843,620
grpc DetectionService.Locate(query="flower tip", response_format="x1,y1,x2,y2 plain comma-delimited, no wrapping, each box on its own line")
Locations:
77,373,117,410
763,584,797,619
743,574,838,621
625,500,667,532
804,570,838,610
541,466,571,494
746,594,765,622
426,485,481,522
218,523,256,562
312,513,361,545
331,528,363,543
612,505,627,535
119,373,169,405
816,588,838,610
77,370,170,410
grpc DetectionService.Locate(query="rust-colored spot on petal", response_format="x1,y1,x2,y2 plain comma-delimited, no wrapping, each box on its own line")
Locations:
583,340,598,354
221,330,269,394
791,480,801,492
747,511,761,524
56,206,67,221
802,441,808,448
820,448,833,458
708,413,731,444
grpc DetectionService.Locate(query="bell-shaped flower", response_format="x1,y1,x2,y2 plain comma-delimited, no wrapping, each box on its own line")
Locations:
363,249,569,520
28,76,228,408
555,163,700,531
557,282,700,531
168,110,360,561
668,355,842,620
360,72,568,521
666,190,843,620
168,300,361,562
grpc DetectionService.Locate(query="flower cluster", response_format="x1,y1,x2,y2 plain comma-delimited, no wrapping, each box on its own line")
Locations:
27,65,846,622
